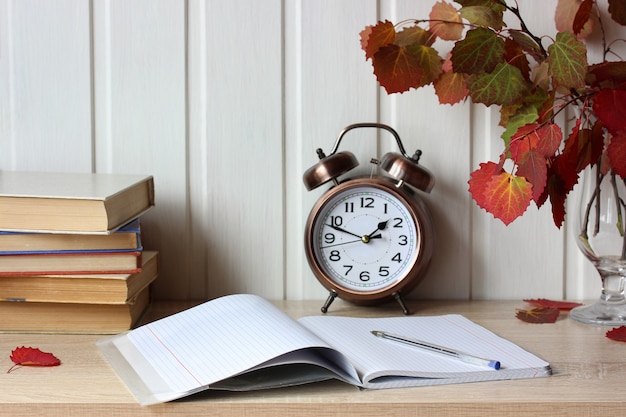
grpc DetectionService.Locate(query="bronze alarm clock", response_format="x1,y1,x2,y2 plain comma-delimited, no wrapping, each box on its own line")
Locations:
303,123,435,314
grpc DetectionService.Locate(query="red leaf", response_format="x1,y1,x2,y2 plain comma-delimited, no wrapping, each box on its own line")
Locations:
523,298,583,310
434,70,468,105
372,43,442,94
429,0,463,41
573,0,594,36
468,161,503,211
515,149,548,203
515,307,560,323
608,0,626,25
361,20,396,60
606,326,626,342
7,346,61,373
593,88,626,136
608,131,626,178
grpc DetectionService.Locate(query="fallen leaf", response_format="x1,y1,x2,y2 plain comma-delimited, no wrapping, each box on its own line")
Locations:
606,326,626,342
523,298,583,310
7,346,61,373
515,307,560,323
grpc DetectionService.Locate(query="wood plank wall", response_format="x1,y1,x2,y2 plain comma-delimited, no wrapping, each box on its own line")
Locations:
2,0,619,302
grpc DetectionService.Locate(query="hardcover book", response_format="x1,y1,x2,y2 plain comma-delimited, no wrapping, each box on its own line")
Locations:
0,171,154,234
0,250,142,275
0,251,157,303
0,219,142,254
0,285,151,334
98,294,551,405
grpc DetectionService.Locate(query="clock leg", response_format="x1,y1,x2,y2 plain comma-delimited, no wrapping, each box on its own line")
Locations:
321,290,338,313
393,292,411,315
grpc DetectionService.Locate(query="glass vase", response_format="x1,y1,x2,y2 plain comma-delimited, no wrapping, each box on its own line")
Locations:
570,164,626,325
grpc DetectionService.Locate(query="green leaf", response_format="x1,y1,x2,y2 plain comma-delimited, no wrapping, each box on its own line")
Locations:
451,28,505,74
467,62,528,106
501,105,538,147
459,6,504,29
547,32,588,89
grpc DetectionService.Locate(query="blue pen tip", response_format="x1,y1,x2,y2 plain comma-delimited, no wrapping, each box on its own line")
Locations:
489,361,501,370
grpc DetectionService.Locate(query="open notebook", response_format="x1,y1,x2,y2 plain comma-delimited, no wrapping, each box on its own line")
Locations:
97,294,551,405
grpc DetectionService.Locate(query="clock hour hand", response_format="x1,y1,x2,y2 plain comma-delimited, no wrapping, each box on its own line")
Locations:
366,220,389,238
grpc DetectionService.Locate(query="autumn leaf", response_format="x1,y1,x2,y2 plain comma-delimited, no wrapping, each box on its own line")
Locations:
523,298,583,310
360,20,395,60
451,28,504,75
516,150,547,203
469,162,532,225
7,346,61,373
504,37,531,81
468,161,502,210
606,326,626,342
459,5,505,30
510,123,562,160
547,32,588,89
429,1,463,41
372,43,442,94
561,119,604,171
587,62,626,88
516,307,560,323
434,70,468,104
468,62,528,106
592,88,626,135
608,0,626,25
540,154,580,227
608,132,626,178
572,0,594,36
555,0,594,38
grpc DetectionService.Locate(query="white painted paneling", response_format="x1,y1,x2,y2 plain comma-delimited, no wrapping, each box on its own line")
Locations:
0,0,92,172
92,0,189,299
188,0,284,299
2,0,621,302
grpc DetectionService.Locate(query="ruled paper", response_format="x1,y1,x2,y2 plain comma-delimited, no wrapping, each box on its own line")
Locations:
118,294,356,395
297,314,551,387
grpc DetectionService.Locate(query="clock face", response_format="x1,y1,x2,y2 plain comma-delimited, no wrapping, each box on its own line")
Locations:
308,182,420,293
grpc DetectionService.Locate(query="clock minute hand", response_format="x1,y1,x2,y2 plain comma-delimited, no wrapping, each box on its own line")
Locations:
326,224,362,239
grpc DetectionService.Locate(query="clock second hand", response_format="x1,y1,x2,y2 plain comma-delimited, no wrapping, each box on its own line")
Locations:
322,234,382,249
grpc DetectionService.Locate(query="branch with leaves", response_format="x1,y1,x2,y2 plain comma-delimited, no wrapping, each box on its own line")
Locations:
360,0,626,227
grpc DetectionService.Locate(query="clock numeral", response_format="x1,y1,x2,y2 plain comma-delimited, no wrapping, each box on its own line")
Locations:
344,202,354,213
392,253,402,263
379,266,389,277
343,265,353,275
329,250,341,261
393,217,403,228
360,197,374,208
359,271,370,281
398,235,408,246
330,216,343,227
324,233,335,244
383,203,388,214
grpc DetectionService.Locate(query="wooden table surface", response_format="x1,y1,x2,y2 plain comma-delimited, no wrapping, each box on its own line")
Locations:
0,298,624,417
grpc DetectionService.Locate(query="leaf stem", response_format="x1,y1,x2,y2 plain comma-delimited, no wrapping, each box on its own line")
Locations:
498,0,547,58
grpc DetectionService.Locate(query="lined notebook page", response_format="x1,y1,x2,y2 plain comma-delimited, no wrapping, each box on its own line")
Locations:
119,294,334,394
298,315,550,387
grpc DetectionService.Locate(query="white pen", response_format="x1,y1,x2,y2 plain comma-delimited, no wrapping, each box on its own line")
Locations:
371,330,501,370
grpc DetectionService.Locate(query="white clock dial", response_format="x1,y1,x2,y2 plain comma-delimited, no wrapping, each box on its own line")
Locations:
311,184,418,292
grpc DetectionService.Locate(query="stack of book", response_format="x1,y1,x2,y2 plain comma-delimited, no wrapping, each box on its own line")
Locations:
0,171,157,333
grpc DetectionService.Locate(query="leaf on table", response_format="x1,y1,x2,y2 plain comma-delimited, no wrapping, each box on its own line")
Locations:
7,346,61,373
515,307,560,323
606,326,626,342
523,298,583,310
